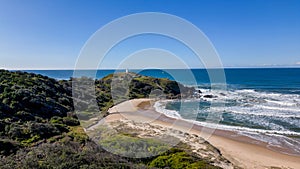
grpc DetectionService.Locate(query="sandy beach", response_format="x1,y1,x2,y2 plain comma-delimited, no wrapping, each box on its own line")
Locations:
97,99,300,169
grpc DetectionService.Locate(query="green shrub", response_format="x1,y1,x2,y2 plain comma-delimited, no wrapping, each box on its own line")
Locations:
149,148,220,169
0,139,20,155
63,116,80,126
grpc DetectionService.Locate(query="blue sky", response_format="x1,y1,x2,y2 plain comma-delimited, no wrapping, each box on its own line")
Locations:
0,0,300,69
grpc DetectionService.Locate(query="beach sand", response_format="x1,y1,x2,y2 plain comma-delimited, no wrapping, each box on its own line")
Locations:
96,99,300,169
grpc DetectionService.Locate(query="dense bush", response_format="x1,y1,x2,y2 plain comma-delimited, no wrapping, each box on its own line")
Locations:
0,70,75,148
0,139,20,156
0,141,147,169
149,148,221,169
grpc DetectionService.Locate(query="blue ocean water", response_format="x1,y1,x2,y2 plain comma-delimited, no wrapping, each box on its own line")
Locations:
22,68,300,155
23,68,300,94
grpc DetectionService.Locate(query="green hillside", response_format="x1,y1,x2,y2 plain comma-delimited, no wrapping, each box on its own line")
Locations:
74,72,195,120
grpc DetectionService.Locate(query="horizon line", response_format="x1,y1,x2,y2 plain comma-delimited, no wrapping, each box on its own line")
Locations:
3,65,300,71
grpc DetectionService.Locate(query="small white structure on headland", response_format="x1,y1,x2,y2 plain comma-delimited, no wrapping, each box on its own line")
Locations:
126,68,129,73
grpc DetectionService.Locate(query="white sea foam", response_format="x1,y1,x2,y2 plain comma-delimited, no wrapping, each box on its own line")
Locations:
197,104,300,118
154,101,182,119
157,108,299,136
157,88,300,129
154,87,300,155
257,105,300,113
154,102,300,136
236,89,256,93
178,115,298,135
230,110,299,118
154,95,300,155
265,99,297,106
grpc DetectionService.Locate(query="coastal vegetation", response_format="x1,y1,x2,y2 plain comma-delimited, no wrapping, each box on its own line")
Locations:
74,72,195,120
0,70,223,168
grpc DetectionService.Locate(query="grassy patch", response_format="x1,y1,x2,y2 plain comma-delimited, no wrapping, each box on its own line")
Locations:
149,148,221,169
66,126,88,143
99,133,170,158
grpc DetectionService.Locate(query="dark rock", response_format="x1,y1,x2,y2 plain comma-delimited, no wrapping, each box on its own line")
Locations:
203,94,217,98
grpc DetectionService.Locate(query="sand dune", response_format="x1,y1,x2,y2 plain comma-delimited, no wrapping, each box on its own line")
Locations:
96,99,300,169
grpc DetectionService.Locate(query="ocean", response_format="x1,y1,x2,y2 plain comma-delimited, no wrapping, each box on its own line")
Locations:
22,68,300,156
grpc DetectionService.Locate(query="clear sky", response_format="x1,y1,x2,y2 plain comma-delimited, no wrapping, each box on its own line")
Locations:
0,0,300,69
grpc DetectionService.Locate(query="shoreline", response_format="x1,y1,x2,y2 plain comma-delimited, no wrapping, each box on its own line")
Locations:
154,100,300,157
99,98,300,169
